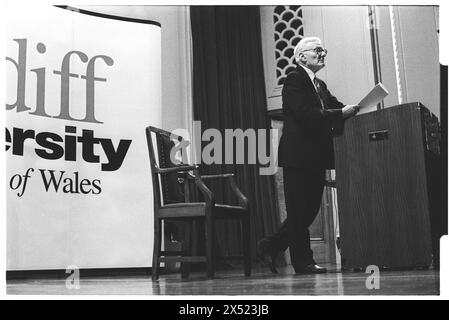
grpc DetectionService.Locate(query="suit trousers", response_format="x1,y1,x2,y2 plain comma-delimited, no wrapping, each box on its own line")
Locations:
266,167,325,267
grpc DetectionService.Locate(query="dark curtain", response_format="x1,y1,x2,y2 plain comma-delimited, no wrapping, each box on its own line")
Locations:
190,6,279,261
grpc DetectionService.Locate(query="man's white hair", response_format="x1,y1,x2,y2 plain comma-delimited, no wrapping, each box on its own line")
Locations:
293,36,322,63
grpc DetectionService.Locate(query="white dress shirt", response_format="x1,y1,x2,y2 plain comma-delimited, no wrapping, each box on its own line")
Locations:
299,64,319,92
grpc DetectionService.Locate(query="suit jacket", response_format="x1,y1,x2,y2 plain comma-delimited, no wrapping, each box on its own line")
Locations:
278,65,345,169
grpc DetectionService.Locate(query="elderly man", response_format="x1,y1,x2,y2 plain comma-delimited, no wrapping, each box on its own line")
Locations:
258,37,359,274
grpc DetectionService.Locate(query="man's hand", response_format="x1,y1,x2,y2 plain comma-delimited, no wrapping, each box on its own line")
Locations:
342,104,360,119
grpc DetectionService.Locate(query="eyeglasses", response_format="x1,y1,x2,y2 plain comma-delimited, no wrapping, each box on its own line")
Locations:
301,47,328,55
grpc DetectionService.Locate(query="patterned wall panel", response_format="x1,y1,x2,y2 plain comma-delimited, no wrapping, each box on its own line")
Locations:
273,5,304,86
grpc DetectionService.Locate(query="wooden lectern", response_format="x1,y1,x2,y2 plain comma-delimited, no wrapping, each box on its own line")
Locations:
333,102,442,269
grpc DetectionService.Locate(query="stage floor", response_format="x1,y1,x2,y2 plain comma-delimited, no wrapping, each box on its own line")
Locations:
7,264,439,296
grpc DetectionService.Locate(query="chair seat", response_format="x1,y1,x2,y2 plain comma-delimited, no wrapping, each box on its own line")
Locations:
159,202,205,218
214,204,248,219
159,202,247,219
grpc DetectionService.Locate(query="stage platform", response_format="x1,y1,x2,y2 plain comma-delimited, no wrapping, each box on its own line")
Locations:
6,264,439,296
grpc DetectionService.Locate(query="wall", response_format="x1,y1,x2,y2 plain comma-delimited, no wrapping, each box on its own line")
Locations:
79,5,193,131
377,6,440,117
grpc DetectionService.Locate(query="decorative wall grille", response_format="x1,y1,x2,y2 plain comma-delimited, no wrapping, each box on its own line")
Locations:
273,5,304,86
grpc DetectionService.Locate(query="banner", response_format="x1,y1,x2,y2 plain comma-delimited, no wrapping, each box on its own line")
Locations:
5,6,161,270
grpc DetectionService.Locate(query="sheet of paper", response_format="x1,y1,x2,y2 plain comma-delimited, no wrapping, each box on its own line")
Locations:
358,83,389,109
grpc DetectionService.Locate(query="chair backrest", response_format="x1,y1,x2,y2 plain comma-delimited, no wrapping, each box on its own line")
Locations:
145,126,188,207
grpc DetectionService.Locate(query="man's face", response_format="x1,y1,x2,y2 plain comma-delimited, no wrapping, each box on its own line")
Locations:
299,40,327,73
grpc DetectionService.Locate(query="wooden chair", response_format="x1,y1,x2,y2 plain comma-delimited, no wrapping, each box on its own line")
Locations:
145,126,251,280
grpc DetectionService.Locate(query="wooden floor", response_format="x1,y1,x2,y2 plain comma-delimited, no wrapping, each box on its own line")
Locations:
7,265,439,296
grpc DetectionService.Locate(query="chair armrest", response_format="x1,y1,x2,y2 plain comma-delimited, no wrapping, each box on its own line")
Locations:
186,170,249,210
229,176,249,209
197,173,249,209
156,165,198,174
191,167,215,207
200,173,234,180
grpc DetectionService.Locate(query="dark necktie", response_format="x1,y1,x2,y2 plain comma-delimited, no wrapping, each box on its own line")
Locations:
313,77,326,109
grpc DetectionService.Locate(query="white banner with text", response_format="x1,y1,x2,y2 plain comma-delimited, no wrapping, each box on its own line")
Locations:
6,6,161,270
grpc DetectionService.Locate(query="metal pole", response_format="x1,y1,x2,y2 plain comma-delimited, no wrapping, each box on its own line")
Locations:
368,5,384,110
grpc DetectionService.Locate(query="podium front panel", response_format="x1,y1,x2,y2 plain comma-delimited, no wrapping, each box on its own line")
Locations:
334,102,437,269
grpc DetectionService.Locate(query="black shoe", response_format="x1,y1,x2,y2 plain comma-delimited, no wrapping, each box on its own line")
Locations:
257,239,279,274
294,264,327,274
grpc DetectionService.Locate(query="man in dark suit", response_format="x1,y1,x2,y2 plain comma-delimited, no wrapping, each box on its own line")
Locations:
258,37,359,274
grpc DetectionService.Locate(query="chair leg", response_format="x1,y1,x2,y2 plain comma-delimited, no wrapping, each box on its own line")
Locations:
181,221,192,279
152,219,162,281
242,215,251,277
205,218,214,279
180,260,191,279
